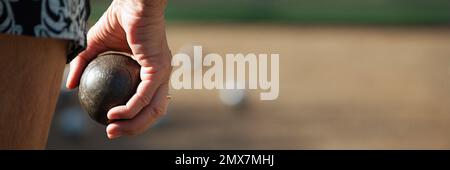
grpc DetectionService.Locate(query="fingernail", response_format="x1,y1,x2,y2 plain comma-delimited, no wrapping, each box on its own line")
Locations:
107,129,122,139
107,113,114,120
107,111,116,119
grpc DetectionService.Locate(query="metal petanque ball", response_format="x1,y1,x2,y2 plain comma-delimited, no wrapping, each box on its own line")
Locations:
78,52,140,125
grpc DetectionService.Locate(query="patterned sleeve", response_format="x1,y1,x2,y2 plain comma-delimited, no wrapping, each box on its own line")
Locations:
0,0,90,63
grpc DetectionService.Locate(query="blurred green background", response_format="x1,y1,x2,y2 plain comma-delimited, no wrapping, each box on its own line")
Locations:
91,0,450,25
48,0,450,149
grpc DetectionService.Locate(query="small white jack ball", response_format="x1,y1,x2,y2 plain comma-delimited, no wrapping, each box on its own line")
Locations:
219,81,246,107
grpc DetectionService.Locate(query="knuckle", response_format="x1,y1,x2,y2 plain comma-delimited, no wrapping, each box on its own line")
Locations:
157,61,172,81
161,60,172,72
121,111,134,120
115,105,133,119
133,53,147,64
151,106,166,119
76,54,89,64
137,94,152,106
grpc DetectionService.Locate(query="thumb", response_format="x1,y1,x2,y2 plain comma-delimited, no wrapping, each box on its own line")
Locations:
66,23,106,89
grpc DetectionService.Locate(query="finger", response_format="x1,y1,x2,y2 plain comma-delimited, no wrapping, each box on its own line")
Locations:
106,83,169,139
66,22,106,89
107,66,164,120
66,46,105,89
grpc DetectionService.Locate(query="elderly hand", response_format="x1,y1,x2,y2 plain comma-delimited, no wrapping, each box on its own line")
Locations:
66,0,172,139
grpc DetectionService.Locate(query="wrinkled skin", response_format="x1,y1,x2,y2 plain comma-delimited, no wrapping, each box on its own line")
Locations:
66,0,172,139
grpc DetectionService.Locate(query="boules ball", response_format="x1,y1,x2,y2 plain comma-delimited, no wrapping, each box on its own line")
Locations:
78,51,140,125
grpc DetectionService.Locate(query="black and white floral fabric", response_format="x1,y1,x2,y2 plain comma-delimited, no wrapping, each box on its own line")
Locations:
0,0,90,63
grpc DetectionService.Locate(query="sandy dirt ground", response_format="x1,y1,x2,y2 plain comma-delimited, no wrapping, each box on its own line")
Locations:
47,24,450,149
